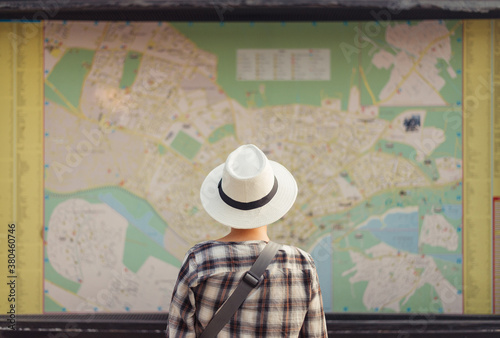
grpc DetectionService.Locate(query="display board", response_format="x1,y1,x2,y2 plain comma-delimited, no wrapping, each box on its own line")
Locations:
0,19,499,316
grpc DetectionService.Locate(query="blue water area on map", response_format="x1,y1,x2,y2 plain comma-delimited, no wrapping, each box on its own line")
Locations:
442,204,462,220
362,211,419,253
310,235,333,312
98,192,165,248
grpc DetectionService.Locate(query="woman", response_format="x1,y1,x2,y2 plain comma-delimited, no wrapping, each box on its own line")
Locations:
167,144,327,337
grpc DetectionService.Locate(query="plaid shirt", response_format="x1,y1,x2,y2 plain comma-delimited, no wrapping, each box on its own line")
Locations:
166,240,327,337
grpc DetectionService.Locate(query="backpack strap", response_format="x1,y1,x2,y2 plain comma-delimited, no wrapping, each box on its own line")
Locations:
199,241,281,338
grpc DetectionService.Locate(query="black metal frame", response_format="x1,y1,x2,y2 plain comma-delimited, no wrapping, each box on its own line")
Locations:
1,313,500,337
1,2,500,21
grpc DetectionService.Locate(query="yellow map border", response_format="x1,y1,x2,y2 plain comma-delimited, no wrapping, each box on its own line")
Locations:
0,22,44,314
463,20,493,314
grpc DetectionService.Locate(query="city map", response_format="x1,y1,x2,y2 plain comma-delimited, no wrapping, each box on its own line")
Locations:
43,20,463,313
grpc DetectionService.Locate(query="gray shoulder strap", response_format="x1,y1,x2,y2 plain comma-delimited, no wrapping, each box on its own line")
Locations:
199,241,281,338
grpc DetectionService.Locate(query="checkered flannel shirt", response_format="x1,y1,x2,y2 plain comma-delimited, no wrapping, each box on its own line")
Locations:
166,240,327,337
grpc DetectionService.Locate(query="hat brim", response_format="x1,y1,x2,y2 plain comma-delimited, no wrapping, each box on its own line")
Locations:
200,160,298,229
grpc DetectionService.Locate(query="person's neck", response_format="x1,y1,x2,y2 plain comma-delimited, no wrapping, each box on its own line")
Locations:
216,225,269,242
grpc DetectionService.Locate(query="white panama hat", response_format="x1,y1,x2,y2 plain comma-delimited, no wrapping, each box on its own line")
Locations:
200,144,298,229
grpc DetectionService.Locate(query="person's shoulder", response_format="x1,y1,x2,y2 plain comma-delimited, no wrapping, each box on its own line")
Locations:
182,240,223,259
276,243,317,269
279,243,313,258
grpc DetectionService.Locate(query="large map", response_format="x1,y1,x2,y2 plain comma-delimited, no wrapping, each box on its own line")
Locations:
43,20,463,313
